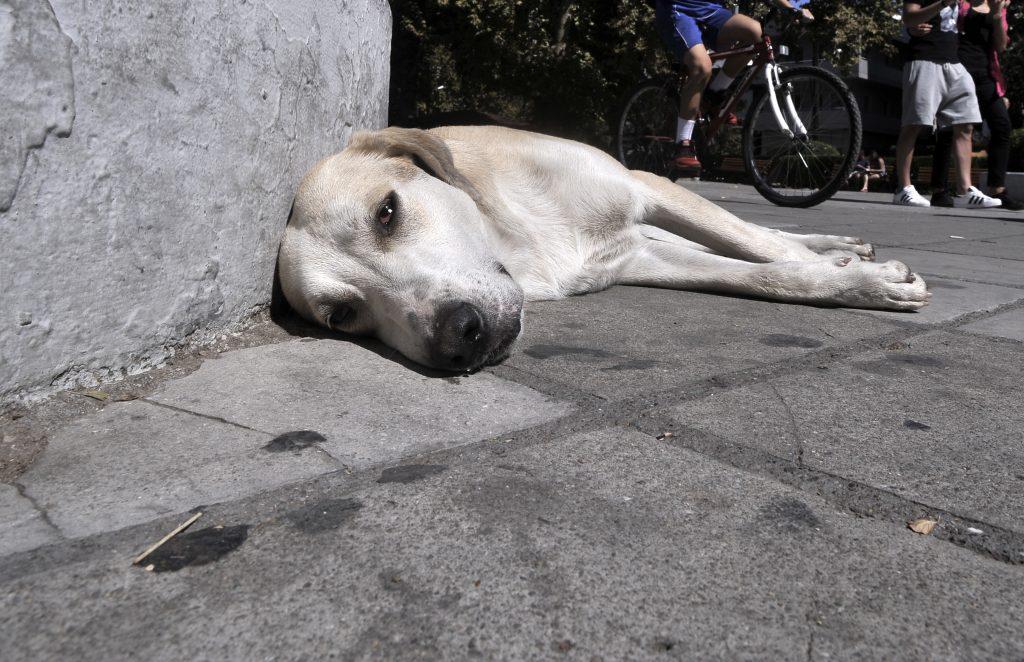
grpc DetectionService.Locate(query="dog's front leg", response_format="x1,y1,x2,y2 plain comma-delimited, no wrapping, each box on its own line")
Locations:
619,238,930,311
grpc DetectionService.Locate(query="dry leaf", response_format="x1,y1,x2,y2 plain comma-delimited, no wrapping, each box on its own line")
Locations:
908,518,937,535
80,389,109,401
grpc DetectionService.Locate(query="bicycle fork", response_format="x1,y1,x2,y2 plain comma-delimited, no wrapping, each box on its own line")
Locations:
765,63,808,140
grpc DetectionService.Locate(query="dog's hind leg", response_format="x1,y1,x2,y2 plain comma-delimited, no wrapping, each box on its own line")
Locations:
618,237,929,311
639,224,717,253
630,170,821,263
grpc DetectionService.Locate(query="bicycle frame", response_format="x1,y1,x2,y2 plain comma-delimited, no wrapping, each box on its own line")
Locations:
698,36,808,144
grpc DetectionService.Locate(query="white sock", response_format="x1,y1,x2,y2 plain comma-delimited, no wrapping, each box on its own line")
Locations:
676,118,695,143
708,71,734,92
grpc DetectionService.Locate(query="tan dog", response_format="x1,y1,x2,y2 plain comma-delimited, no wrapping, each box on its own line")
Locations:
278,126,928,371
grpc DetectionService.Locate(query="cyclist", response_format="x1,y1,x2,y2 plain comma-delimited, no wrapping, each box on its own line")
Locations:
654,0,814,176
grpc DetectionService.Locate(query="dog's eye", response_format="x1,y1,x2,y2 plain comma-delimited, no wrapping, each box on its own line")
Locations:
329,304,354,329
377,197,394,227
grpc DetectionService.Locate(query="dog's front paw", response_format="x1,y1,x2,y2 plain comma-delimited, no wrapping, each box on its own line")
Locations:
838,259,930,310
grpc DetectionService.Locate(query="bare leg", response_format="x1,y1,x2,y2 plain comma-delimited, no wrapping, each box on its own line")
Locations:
896,125,923,189
619,236,929,311
952,123,973,195
715,14,762,77
678,45,712,122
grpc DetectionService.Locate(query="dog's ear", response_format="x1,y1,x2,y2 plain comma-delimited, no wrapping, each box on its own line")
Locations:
346,127,481,202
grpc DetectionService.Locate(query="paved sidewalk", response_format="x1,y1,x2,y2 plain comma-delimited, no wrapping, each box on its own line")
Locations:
2,181,1023,660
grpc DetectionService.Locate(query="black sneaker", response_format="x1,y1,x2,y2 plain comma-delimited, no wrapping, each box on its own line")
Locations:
702,88,740,125
995,191,1024,211
931,189,954,207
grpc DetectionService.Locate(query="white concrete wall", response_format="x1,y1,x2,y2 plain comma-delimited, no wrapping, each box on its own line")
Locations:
0,0,391,405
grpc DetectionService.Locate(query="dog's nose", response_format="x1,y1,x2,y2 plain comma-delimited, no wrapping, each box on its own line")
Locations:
432,302,490,370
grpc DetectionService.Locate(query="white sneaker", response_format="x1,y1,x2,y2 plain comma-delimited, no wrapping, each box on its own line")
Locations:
893,185,930,207
953,186,1003,209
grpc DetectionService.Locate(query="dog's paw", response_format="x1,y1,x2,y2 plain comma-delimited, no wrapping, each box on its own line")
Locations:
839,260,930,310
778,231,876,261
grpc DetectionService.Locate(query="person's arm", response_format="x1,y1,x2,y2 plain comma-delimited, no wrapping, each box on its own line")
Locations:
902,0,951,26
990,0,1010,53
773,0,814,22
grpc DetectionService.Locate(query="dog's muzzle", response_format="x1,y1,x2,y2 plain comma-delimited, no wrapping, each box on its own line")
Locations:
430,301,520,371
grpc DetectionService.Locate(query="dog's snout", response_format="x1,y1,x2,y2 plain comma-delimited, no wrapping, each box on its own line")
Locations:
432,302,490,370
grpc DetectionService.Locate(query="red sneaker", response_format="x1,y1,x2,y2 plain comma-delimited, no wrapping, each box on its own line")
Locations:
672,140,701,175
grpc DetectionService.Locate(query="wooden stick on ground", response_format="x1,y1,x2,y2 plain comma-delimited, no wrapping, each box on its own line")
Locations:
132,512,203,565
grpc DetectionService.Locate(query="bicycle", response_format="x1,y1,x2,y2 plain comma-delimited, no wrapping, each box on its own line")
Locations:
615,22,862,208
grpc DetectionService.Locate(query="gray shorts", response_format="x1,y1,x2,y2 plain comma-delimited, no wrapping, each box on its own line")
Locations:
901,61,981,128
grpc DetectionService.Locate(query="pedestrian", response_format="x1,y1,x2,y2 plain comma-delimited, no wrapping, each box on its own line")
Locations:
928,0,1021,210
894,0,1002,208
852,150,887,192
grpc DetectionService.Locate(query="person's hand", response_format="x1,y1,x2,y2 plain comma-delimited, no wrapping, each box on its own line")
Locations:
1003,96,1011,110
799,7,815,22
908,22,933,36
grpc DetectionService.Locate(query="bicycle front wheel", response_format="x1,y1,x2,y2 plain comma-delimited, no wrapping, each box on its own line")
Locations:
743,66,861,207
616,77,679,178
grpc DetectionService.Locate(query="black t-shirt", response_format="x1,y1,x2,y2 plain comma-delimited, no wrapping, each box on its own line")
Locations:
958,8,992,77
907,5,960,63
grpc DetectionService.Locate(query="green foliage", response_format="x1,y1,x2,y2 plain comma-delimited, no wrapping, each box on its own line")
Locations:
389,0,670,147
1003,10,1024,133
808,140,842,157
389,1,1022,147
1009,128,1024,171
738,0,903,72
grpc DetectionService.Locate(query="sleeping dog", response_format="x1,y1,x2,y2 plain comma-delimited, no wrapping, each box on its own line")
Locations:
278,126,928,372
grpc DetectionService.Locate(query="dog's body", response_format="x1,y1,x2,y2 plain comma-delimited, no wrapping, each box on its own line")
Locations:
279,126,929,371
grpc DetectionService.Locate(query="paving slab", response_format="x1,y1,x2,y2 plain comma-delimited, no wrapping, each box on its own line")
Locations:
149,339,572,468
506,285,902,399
0,484,60,557
2,427,1022,661
671,331,1024,532
880,247,1024,288
917,232,1024,262
17,400,341,539
793,216,1023,248
854,275,1024,324
960,307,1024,342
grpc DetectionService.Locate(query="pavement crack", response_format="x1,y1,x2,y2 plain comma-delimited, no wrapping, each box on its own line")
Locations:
805,604,817,662
139,399,269,435
12,481,63,537
632,416,1024,565
485,363,605,407
769,383,803,467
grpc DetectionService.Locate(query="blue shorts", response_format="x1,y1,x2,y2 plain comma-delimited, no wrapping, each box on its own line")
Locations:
655,0,734,60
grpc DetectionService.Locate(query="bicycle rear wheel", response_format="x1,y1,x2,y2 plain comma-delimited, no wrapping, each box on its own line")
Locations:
743,66,861,207
616,77,679,178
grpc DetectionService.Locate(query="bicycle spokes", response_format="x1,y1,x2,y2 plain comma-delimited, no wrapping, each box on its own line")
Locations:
617,82,678,177
746,67,858,204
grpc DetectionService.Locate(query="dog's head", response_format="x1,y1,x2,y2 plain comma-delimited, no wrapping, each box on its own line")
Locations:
278,127,525,371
